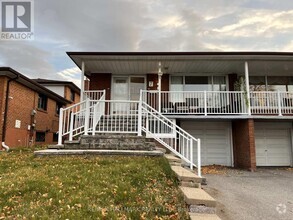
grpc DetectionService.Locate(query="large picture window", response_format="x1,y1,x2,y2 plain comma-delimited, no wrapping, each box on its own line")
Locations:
250,76,293,92
170,75,226,92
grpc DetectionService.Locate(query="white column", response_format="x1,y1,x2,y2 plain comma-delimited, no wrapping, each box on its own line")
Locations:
57,108,64,145
245,61,251,115
158,62,162,112
81,61,85,101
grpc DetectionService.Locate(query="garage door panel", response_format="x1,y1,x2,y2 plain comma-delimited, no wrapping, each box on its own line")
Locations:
255,122,292,166
181,121,232,166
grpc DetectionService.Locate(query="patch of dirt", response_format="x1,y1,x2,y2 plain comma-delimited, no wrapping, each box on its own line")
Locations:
201,165,230,175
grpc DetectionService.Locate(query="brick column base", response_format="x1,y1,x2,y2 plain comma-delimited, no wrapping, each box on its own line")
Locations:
232,119,256,171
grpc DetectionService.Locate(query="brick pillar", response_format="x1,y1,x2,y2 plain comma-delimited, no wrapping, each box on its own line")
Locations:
232,119,256,171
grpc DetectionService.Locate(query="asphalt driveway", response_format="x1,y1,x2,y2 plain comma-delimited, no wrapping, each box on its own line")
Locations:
203,168,293,220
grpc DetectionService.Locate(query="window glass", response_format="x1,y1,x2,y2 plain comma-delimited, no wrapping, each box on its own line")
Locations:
36,132,46,142
70,89,75,101
38,94,47,111
267,76,289,92
56,103,62,115
184,76,212,91
171,76,183,84
53,133,58,142
249,76,266,91
213,76,226,91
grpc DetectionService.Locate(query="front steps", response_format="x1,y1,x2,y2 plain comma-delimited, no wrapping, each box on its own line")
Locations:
165,154,221,220
41,134,162,157
34,149,164,157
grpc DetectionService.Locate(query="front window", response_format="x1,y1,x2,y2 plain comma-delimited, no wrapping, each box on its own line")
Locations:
170,75,226,92
250,76,293,92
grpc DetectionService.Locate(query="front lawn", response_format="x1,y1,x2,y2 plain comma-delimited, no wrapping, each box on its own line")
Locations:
0,148,189,219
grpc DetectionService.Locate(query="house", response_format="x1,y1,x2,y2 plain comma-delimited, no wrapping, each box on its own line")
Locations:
0,67,71,149
33,78,80,106
57,52,293,172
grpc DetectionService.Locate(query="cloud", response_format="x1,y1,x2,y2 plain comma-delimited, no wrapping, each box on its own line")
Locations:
0,0,293,82
210,10,293,37
0,41,55,78
57,67,81,88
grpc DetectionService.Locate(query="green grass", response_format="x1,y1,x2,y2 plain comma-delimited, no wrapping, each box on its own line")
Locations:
0,148,189,219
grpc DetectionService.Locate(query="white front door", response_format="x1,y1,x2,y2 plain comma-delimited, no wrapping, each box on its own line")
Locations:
112,77,129,100
255,122,292,166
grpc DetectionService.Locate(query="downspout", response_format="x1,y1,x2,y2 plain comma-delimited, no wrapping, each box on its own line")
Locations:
2,73,19,151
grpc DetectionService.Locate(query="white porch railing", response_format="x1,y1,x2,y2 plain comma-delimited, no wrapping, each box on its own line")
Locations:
141,90,248,115
141,101,201,176
84,90,105,100
250,91,293,115
92,100,140,134
58,91,106,145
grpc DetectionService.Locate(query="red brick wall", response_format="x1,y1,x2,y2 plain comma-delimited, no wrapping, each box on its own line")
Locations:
4,80,60,147
0,76,8,143
232,119,256,171
88,73,112,100
64,86,80,106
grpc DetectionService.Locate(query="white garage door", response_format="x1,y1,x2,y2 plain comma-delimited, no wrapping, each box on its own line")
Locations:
255,122,292,166
181,121,232,166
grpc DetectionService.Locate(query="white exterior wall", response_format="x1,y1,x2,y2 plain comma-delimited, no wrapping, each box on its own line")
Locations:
43,85,65,98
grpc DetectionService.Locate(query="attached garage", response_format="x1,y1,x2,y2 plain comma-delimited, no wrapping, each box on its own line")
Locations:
255,122,292,166
180,121,232,166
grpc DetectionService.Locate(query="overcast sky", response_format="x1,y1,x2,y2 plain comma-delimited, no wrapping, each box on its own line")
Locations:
0,0,293,87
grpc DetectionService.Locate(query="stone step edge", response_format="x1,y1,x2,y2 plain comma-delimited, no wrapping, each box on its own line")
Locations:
180,187,217,207
171,166,202,183
189,213,221,220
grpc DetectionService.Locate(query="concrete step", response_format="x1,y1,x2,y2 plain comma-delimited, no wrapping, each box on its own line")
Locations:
189,213,221,220
180,187,216,207
171,166,202,183
165,154,181,163
34,149,164,157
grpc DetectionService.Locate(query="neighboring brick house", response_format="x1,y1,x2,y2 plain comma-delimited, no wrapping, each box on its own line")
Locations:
0,67,70,149
33,79,80,105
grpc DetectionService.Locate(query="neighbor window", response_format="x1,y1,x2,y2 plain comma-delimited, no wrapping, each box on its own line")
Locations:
38,94,47,111
36,132,46,142
53,133,58,142
56,102,63,115
70,89,75,101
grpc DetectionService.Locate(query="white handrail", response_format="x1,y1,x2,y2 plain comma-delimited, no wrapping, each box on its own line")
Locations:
141,101,201,176
58,90,106,144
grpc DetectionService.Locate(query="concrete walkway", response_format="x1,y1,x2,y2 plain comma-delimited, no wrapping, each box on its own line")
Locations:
203,168,293,220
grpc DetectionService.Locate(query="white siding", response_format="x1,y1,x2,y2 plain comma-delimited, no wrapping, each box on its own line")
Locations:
43,85,65,98
181,121,232,166
255,122,292,166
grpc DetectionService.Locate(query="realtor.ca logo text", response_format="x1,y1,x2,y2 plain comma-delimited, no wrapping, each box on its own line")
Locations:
1,0,34,40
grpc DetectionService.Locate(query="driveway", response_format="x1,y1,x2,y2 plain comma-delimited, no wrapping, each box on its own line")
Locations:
203,168,293,220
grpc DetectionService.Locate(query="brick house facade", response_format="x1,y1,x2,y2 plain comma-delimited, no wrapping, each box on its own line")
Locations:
0,68,70,148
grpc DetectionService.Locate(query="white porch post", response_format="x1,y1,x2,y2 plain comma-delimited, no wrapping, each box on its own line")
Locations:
158,62,163,113
137,90,142,136
81,61,85,101
245,61,251,115
84,98,90,135
57,108,64,145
